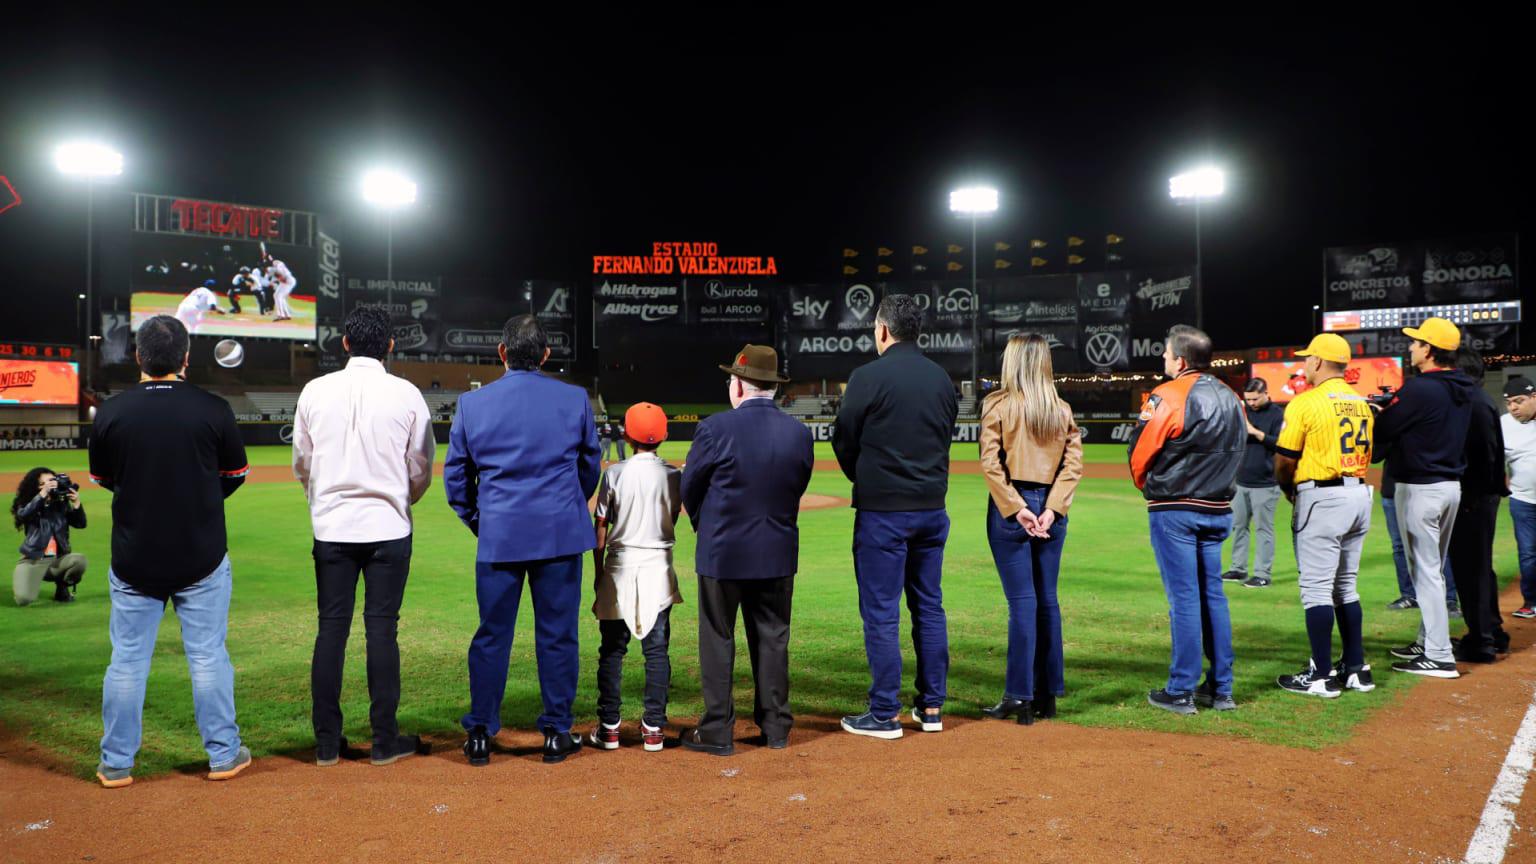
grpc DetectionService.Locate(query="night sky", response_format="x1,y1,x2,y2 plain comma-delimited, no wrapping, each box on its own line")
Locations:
1,26,1527,351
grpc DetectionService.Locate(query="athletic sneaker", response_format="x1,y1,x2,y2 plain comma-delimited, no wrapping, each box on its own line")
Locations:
1387,596,1420,610
1277,663,1343,698
911,706,943,732
1220,570,1246,582
1241,575,1272,588
1447,601,1463,619
1194,680,1237,711
96,763,133,789
1389,642,1425,660
1513,606,1536,620
1391,657,1460,679
208,746,252,781
592,721,621,751
641,721,665,752
1146,688,1197,715
1329,660,1376,692
841,711,903,739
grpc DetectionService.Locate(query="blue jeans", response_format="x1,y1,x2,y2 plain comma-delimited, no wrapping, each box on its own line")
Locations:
1148,509,1234,696
1510,498,1536,606
985,487,1067,701
853,509,950,718
100,556,240,771
1382,495,1458,605
463,555,582,735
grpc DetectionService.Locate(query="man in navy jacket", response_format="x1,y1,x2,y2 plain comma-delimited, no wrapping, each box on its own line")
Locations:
679,345,814,755
446,314,601,765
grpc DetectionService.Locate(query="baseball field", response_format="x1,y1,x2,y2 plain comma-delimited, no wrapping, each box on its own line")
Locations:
2,443,1533,862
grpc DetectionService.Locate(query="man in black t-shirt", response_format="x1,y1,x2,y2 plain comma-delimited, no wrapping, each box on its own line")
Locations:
1222,379,1286,588
87,315,252,788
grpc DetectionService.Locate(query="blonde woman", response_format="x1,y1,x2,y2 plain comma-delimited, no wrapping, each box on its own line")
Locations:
978,333,1083,725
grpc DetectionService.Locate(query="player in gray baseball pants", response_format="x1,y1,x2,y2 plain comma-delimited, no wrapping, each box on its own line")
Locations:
1285,481,1374,694
1230,485,1282,581
1394,480,1461,671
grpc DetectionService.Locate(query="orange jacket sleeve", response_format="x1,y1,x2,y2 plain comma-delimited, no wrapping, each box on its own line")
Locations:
1127,381,1188,490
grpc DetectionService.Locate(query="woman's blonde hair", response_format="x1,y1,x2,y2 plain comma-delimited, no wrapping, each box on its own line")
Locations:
998,333,1070,441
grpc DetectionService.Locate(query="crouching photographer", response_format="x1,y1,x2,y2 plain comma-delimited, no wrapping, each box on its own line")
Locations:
11,468,88,606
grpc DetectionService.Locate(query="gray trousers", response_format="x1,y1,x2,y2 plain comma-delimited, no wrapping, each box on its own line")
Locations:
1229,484,1283,577
1396,481,1461,663
1291,485,1372,609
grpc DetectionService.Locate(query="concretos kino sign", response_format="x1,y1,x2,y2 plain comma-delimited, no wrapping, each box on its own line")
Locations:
593,242,779,276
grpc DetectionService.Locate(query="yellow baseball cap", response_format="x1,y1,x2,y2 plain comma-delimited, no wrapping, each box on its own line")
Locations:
1402,317,1461,351
1295,333,1352,364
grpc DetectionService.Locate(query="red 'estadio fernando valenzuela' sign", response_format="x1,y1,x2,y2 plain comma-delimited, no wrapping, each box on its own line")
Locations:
593,243,778,276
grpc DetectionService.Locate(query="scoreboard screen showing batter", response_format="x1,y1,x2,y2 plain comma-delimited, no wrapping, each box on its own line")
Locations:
0,359,79,406
1250,356,1404,403
129,233,317,340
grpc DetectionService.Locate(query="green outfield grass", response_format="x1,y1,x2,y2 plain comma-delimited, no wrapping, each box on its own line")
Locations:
0,445,1513,778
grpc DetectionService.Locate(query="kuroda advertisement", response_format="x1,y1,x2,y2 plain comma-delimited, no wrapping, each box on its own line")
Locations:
0,359,79,406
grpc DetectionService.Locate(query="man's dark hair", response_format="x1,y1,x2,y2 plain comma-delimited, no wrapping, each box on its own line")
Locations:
136,315,189,377
501,314,548,371
1166,325,1213,370
344,305,392,360
1244,378,1267,393
1430,344,1459,369
876,294,923,342
1454,347,1486,382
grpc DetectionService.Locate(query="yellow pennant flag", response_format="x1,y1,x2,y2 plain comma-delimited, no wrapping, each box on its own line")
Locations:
947,261,964,272
912,245,929,256
877,247,894,257
877,264,893,274
1067,236,1084,248
994,241,1011,252
1031,257,1048,267
995,259,1013,270
1067,254,1085,265
1030,239,1048,249
843,265,859,275
1106,234,1124,245
843,248,860,258
947,243,964,254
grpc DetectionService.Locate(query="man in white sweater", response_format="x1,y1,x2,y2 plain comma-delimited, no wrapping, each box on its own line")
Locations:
293,305,436,767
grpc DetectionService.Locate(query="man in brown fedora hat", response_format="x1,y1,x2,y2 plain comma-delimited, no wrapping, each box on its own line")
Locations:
679,344,814,755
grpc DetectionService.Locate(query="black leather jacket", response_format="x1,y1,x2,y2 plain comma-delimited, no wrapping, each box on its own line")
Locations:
14,494,86,559
1127,371,1247,512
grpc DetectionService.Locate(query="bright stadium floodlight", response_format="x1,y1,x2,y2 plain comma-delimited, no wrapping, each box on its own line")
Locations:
54,141,123,177
362,169,417,209
949,186,999,214
1169,166,1225,201
949,184,1000,404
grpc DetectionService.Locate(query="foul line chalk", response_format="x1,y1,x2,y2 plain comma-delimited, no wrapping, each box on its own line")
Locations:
1465,683,1536,863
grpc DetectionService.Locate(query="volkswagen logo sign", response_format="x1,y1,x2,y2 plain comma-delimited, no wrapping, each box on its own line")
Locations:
1085,332,1124,367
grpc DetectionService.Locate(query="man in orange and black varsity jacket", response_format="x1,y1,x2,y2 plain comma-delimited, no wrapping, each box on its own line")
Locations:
1127,325,1247,716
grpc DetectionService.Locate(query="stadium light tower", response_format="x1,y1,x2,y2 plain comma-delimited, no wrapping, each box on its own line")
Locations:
950,185,998,403
362,169,417,361
1169,165,1225,330
56,141,124,397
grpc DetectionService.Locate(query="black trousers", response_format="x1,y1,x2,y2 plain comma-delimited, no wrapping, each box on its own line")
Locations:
311,535,412,747
596,608,672,727
696,574,793,744
1449,494,1499,656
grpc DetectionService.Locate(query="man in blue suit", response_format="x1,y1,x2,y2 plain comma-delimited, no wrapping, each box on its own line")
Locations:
445,314,601,765
680,345,814,755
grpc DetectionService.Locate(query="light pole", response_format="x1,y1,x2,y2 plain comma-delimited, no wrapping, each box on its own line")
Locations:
1169,166,1225,331
363,169,417,362
949,185,999,403
55,141,123,397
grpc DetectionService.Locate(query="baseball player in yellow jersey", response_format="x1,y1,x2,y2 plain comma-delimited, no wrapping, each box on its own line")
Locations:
1271,333,1375,698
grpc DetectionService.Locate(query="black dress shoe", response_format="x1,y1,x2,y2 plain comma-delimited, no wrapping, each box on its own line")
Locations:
679,727,735,756
372,734,424,766
982,698,1026,720
1033,693,1057,719
542,727,583,764
463,725,490,767
53,583,74,603
316,735,349,767
765,736,788,750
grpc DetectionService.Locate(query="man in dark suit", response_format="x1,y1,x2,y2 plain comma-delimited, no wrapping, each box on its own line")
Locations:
680,344,814,755
832,294,959,739
445,314,602,765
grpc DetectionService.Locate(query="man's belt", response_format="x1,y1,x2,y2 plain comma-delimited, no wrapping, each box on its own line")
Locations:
1296,477,1365,491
